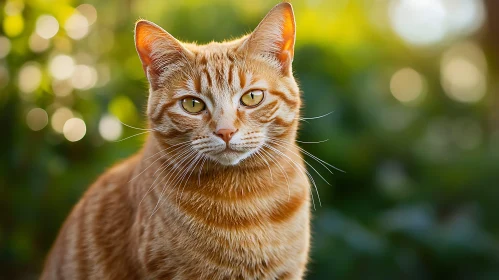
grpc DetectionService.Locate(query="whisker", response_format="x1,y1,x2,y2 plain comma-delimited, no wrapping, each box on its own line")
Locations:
119,120,157,131
114,131,150,142
147,146,192,201
178,153,204,203
164,151,199,208
138,146,192,206
130,141,191,183
299,111,335,120
154,148,195,190
151,146,194,178
254,150,273,182
149,149,197,218
267,139,331,186
163,150,199,202
298,147,345,173
145,146,192,187
263,143,319,209
296,139,329,144
197,156,208,187
260,148,291,202
269,138,344,175
274,138,345,173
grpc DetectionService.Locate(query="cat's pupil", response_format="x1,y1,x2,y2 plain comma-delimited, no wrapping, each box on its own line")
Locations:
192,100,195,107
250,92,254,99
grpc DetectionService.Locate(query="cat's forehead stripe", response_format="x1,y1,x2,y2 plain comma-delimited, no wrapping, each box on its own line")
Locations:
228,64,234,85
202,68,212,88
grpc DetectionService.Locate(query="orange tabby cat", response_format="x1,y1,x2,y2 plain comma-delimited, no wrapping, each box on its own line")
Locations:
42,3,310,279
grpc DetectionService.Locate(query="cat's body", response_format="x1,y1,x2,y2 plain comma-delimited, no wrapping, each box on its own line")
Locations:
42,3,311,279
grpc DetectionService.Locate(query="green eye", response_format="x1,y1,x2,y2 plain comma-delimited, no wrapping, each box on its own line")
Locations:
240,90,264,107
181,97,206,113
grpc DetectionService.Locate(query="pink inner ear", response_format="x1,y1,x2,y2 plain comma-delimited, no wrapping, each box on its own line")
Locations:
135,22,160,74
278,10,295,65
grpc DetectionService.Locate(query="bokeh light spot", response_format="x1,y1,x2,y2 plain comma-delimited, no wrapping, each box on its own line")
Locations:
443,0,485,36
95,64,111,87
26,108,48,131
99,114,122,141
35,15,59,39
390,68,425,104
3,14,24,37
51,107,73,133
51,79,73,97
29,33,50,53
65,13,89,40
49,55,75,80
441,42,487,103
389,0,447,46
4,1,25,16
63,118,86,142
71,65,97,90
18,63,42,93
77,4,98,25
0,36,12,58
389,0,486,46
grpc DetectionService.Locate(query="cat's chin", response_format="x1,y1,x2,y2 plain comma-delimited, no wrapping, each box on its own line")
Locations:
209,150,251,166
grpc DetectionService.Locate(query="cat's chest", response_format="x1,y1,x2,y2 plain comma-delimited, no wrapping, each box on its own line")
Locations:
133,164,309,278
136,194,309,279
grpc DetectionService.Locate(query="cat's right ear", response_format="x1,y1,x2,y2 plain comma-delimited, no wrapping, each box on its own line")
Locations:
135,20,192,89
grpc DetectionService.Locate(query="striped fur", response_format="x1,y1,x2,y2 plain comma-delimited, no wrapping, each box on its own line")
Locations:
42,3,310,279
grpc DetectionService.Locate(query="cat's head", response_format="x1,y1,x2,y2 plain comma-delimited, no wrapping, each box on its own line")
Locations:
134,3,300,166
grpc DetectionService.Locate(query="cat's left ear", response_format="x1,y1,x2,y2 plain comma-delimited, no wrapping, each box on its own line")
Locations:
240,2,296,75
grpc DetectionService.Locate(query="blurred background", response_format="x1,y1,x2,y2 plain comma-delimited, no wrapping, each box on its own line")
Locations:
1,0,499,279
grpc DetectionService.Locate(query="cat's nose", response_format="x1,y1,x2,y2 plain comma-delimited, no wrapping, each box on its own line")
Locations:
215,128,238,143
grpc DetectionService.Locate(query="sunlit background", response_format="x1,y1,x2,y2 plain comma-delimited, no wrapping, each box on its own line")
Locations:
1,0,499,279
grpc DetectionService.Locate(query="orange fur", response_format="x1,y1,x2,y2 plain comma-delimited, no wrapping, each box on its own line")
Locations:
42,3,310,279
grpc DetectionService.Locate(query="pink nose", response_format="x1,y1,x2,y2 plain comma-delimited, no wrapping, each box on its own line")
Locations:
215,128,237,143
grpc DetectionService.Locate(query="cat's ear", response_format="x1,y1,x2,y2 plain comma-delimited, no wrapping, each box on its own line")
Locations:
240,2,296,75
135,20,192,89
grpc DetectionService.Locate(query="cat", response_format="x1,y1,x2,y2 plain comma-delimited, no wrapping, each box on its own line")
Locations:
41,2,311,279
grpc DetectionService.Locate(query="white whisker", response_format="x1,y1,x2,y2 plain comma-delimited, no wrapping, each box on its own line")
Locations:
138,146,192,206
197,156,208,187
149,149,197,218
271,137,345,173
270,138,344,174
263,143,319,209
119,120,157,131
299,111,335,120
130,141,191,183
114,131,150,142
296,139,329,144
260,148,291,202
178,153,204,203
267,139,331,187
254,150,273,182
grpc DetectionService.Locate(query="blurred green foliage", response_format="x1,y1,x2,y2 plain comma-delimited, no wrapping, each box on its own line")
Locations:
1,0,499,279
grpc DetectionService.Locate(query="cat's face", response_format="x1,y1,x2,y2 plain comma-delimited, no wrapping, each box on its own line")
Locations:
135,3,299,166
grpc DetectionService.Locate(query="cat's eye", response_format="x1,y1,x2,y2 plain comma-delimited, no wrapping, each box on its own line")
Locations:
181,97,206,114
240,90,264,107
